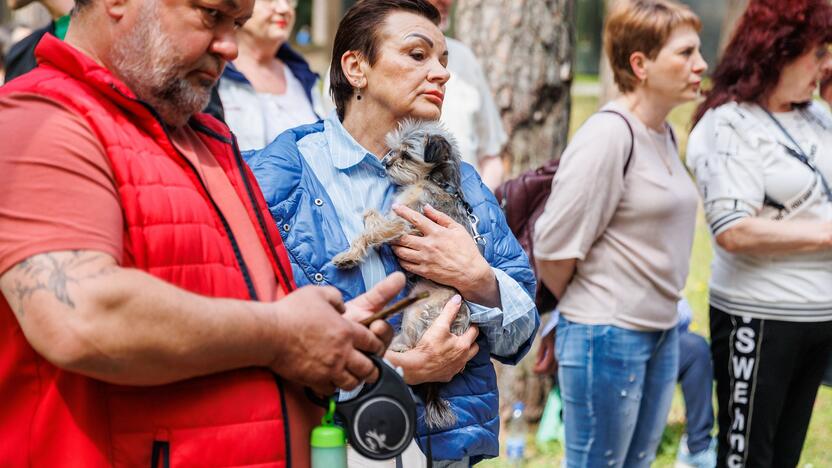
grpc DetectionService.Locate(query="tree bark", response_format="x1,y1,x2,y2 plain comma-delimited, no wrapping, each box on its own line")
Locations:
455,0,576,174
598,51,618,107
598,0,618,107
719,0,748,56
311,0,342,49
454,1,574,422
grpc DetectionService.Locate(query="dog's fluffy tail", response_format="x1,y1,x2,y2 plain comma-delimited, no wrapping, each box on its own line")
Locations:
422,383,457,429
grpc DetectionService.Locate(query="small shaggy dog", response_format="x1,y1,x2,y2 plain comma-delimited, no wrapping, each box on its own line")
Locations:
332,119,474,429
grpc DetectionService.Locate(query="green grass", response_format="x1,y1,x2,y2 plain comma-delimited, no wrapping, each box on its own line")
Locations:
573,73,600,85
479,94,832,466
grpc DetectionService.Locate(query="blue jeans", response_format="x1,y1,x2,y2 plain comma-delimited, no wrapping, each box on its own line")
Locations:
556,315,678,468
677,330,714,454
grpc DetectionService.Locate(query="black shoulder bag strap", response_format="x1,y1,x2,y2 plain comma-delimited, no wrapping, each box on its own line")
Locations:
598,109,636,175
667,122,678,149
762,107,832,202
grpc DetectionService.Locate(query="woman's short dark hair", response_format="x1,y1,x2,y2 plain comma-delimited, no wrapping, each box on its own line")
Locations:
693,0,832,124
329,0,440,120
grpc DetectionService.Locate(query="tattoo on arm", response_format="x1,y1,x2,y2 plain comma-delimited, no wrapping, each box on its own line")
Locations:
4,251,117,317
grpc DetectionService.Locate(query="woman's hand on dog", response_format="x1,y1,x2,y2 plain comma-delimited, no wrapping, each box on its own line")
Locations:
385,294,480,385
391,204,501,308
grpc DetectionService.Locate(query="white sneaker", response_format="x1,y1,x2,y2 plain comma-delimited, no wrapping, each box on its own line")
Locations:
675,435,717,468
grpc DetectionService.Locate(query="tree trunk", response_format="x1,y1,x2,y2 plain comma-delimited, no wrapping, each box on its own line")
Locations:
598,0,618,107
454,0,575,423
598,51,618,107
719,0,748,56
455,0,576,174
311,0,342,49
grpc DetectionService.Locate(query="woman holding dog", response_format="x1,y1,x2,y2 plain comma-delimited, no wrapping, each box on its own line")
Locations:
687,0,832,465
245,0,538,466
533,0,706,466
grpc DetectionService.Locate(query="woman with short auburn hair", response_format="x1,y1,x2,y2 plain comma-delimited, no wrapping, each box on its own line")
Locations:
687,0,832,465
533,0,706,466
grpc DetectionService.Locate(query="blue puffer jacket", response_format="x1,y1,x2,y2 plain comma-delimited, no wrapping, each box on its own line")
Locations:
245,122,538,463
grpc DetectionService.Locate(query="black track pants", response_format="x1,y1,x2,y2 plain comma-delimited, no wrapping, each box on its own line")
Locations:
710,306,832,468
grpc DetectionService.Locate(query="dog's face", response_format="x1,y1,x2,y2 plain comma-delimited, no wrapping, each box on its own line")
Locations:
382,119,462,188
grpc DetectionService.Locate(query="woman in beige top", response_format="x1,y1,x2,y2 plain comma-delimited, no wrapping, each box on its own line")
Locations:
532,1,706,466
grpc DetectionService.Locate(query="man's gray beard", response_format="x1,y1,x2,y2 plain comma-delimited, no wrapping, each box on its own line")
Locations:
110,3,214,127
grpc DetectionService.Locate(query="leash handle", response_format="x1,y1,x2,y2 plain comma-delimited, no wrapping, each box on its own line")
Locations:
360,291,430,326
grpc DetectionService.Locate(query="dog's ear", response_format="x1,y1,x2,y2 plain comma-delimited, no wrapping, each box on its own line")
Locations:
424,134,453,164
427,142,462,189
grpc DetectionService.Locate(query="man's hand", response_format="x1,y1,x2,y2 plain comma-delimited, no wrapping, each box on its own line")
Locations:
533,330,557,375
391,204,499,307
0,251,396,391
268,285,387,395
386,295,480,385
343,271,405,351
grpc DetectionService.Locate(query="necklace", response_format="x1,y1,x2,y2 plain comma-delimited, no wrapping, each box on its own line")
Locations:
618,99,675,175
645,124,674,175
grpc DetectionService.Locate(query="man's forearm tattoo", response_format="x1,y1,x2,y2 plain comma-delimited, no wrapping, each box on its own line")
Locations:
6,251,116,317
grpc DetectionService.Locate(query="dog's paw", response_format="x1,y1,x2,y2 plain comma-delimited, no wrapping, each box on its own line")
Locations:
388,342,410,353
389,334,411,353
332,252,360,269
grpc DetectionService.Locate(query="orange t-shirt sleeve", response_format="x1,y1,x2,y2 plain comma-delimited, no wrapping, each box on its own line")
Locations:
0,93,123,275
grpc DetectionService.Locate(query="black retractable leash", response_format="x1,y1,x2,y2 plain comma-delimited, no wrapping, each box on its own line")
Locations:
306,355,417,460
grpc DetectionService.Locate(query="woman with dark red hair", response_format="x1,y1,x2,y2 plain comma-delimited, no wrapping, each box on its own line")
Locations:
687,0,832,466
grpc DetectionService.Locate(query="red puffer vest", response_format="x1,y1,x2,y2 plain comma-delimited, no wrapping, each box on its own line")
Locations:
0,35,312,467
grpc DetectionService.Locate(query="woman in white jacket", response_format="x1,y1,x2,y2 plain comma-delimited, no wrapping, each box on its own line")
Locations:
217,0,322,151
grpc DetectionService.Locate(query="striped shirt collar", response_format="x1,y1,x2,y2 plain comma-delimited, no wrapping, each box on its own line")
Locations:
324,112,383,171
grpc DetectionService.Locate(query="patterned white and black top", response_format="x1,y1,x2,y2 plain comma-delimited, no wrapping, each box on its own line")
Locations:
687,101,832,321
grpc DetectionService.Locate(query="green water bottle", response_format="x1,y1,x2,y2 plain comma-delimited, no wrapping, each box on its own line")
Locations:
310,398,347,468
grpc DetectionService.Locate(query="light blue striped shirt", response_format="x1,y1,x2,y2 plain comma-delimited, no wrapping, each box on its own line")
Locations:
298,112,536,357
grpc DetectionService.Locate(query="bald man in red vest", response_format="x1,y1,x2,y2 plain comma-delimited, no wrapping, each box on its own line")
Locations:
0,0,403,465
